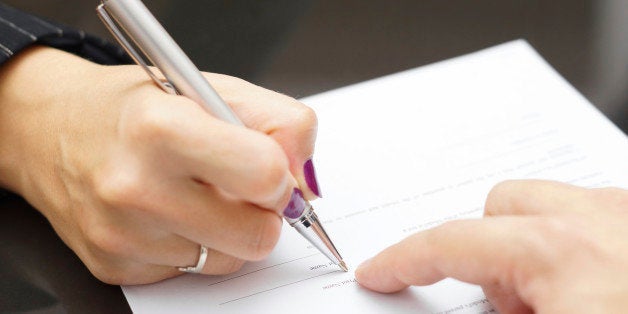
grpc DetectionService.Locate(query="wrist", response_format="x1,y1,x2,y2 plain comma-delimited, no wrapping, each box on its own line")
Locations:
0,46,101,195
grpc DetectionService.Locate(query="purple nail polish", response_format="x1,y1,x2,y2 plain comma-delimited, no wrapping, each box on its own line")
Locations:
283,188,306,219
304,159,322,197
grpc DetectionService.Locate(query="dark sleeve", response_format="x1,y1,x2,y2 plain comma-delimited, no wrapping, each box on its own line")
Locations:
0,2,131,66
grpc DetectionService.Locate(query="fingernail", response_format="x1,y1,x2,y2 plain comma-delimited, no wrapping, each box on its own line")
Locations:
304,159,322,197
283,188,306,219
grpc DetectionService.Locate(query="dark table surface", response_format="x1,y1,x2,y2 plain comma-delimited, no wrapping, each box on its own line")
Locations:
1,1,627,313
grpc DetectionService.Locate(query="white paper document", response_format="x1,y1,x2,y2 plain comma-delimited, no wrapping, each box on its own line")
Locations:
122,40,628,313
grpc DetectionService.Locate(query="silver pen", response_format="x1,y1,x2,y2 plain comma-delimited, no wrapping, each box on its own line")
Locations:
96,0,347,272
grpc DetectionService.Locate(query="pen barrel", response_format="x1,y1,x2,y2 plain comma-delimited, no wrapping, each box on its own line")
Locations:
286,204,344,267
101,0,243,125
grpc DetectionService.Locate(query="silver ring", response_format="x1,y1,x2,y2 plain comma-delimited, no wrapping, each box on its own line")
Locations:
178,245,208,273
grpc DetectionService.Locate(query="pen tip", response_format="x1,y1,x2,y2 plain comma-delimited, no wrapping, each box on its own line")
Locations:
339,261,349,272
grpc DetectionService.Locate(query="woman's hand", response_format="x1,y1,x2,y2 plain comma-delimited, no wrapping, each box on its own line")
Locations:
355,180,628,313
0,46,320,284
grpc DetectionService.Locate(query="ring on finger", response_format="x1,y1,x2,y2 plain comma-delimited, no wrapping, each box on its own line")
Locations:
177,245,208,273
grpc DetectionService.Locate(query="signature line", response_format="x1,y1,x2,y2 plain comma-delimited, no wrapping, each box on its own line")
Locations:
219,270,342,305
207,253,321,287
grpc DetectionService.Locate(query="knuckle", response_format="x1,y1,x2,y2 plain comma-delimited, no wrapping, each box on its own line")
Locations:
484,180,522,215
88,263,126,285
85,224,134,259
88,259,166,285
247,213,282,260
423,220,459,248
486,180,517,200
290,104,318,132
93,168,144,208
532,217,573,244
127,104,177,143
523,217,586,268
592,187,628,209
88,261,143,285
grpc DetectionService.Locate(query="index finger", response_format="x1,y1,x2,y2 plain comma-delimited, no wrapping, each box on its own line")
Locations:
119,93,293,211
354,217,542,294
203,73,319,199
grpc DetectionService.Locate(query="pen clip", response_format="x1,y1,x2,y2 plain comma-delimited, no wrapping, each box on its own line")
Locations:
97,3,178,95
